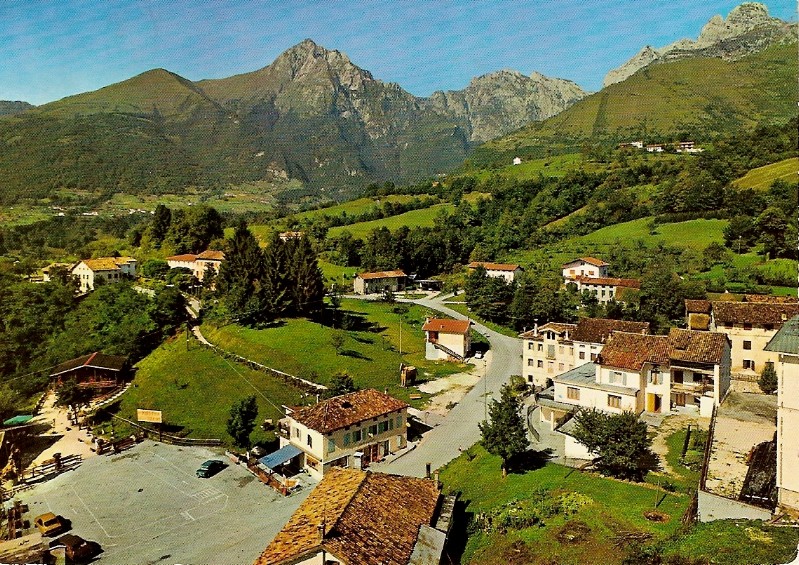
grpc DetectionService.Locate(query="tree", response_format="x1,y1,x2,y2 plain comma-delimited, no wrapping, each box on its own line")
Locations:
570,409,656,481
325,371,358,398
140,259,171,279
216,223,265,324
227,395,258,448
149,204,172,247
759,363,778,395
479,384,529,478
288,236,325,318
55,379,93,412
755,207,788,260
331,330,346,355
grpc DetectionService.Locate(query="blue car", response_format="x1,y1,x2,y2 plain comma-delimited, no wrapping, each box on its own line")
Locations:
196,459,224,478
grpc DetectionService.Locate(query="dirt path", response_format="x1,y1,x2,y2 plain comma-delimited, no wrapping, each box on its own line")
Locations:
650,414,703,475
27,392,96,469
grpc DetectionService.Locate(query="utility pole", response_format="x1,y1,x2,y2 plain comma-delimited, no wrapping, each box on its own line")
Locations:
186,321,190,352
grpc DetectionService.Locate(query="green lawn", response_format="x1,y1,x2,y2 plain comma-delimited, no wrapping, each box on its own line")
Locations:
200,299,467,408
733,157,798,190
327,203,455,239
106,338,303,446
445,302,519,338
286,194,425,223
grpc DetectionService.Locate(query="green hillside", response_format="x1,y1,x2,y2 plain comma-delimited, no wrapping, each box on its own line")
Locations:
476,42,797,164
733,157,798,189
326,204,455,238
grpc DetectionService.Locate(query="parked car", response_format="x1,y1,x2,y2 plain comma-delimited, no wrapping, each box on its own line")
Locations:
474,350,484,359
49,534,102,562
196,459,224,478
34,512,68,536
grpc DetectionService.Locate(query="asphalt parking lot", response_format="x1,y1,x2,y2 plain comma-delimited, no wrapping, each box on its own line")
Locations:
19,441,312,564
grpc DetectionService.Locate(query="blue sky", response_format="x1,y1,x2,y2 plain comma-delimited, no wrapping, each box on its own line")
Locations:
1,1,795,105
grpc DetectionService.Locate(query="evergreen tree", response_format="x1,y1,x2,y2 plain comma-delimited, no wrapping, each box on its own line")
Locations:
479,384,528,477
149,204,171,248
325,371,358,398
227,395,258,448
759,363,778,394
216,223,265,324
289,236,324,318
261,232,291,318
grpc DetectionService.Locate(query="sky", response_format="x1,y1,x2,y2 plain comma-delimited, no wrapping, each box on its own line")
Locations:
1,0,795,105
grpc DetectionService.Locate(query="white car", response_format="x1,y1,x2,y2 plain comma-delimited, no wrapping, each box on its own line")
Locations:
474,351,484,359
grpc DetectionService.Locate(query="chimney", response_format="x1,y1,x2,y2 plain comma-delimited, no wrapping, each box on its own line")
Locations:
317,522,326,541
425,462,431,479
533,319,539,337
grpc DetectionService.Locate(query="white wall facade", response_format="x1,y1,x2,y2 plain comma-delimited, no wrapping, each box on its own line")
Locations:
777,353,799,512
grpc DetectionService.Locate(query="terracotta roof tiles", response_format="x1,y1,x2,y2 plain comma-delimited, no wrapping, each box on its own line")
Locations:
467,262,522,272
357,270,406,280
563,256,609,268
598,332,670,371
422,318,471,335
575,275,640,289
712,301,799,326
289,389,408,434
685,299,711,314
668,328,728,366
571,318,649,344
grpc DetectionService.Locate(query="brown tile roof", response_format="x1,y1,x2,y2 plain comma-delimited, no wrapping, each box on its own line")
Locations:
563,256,609,268
50,352,127,377
357,270,407,280
688,313,711,331
518,322,576,339
197,249,225,261
576,275,640,289
685,299,711,314
712,301,799,326
290,389,408,434
256,468,440,565
166,254,198,262
80,258,121,271
668,328,728,366
598,332,670,371
467,261,522,272
571,318,649,344
422,318,471,335
744,294,798,304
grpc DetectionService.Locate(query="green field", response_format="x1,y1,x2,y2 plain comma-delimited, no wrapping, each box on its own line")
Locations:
199,299,467,407
465,153,595,182
286,194,426,222
107,338,303,445
733,157,798,190
327,203,455,239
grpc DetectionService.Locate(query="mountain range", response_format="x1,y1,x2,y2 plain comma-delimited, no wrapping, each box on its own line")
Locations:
0,2,794,205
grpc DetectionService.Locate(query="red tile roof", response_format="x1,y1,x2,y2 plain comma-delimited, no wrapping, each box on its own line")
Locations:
357,270,406,280
743,295,798,304
289,389,408,434
197,250,225,261
563,256,609,268
685,299,712,314
712,301,799,326
467,262,522,272
50,352,127,377
576,275,640,289
571,318,649,344
256,468,440,565
668,328,728,366
166,254,198,262
422,318,472,334
598,332,670,371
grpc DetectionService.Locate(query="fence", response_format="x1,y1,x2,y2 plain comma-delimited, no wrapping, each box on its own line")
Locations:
111,415,222,447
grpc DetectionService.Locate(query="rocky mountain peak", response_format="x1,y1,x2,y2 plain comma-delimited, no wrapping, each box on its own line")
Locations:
604,2,793,87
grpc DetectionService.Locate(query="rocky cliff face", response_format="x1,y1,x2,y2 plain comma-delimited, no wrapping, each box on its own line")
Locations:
604,2,795,87
0,101,34,116
427,70,587,143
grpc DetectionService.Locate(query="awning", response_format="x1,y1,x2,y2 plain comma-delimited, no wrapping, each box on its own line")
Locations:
3,415,34,426
259,444,302,470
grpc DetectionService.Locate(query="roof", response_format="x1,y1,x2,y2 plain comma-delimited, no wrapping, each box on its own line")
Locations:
78,258,121,272
357,270,406,280
166,254,198,262
712,301,799,326
518,322,576,340
197,249,225,261
571,318,649,344
467,261,522,272
259,444,302,470
50,352,127,377
668,328,728,366
765,315,799,355
3,415,34,426
685,299,712,314
563,256,609,268
553,362,635,395
289,389,408,434
422,318,471,335
256,468,440,565
688,313,711,331
575,275,640,289
744,295,798,304
597,332,670,371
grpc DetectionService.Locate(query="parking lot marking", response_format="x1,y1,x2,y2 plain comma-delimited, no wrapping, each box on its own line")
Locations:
181,511,195,521
68,484,117,540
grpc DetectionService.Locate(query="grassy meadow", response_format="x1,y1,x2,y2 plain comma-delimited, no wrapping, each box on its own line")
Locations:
732,157,798,190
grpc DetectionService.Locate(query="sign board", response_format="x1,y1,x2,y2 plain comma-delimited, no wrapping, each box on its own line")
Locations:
137,409,163,424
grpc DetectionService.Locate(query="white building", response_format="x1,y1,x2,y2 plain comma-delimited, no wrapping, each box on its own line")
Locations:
467,262,524,283
166,250,225,281
352,270,406,295
561,257,609,283
572,275,641,304
71,257,137,292
423,318,472,362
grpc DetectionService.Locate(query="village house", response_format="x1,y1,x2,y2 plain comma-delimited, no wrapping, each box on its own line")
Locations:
49,352,128,391
561,257,609,283
764,315,799,514
542,328,730,422
646,144,665,152
512,156,522,165
686,299,799,383
166,249,225,281
519,318,650,387
571,275,641,304
676,140,698,153
42,263,73,282
278,389,408,480
255,467,454,565
423,318,472,361
278,231,304,241
352,269,406,295
618,140,644,149
467,261,524,283
71,257,136,292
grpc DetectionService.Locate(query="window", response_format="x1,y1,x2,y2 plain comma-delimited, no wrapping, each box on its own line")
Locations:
559,346,564,354
590,353,597,361
743,359,755,370
725,322,733,329
673,370,684,384
537,360,543,368
389,418,394,430
567,387,580,400
368,424,378,436
378,421,388,434
353,429,362,442
343,433,351,446
528,359,535,367
579,351,585,360
307,434,313,448
608,395,622,409
765,324,774,331
743,323,752,331
396,416,403,429
528,342,534,350
558,363,564,371
328,439,335,453
743,340,752,350
609,371,624,384
537,343,543,352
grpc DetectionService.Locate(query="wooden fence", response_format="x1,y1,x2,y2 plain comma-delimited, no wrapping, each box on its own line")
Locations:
111,415,222,447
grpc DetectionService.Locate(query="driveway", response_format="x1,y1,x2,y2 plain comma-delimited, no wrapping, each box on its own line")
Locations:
19,441,311,565
375,294,522,477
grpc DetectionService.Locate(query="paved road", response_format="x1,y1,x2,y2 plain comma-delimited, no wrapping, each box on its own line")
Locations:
375,295,522,477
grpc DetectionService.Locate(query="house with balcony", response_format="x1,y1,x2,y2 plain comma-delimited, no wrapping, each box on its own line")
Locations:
561,257,609,283
71,256,137,292
423,318,471,361
353,270,407,295
278,389,408,480
255,467,454,565
467,261,524,283
667,328,731,416
520,318,649,387
49,352,128,392
764,315,799,513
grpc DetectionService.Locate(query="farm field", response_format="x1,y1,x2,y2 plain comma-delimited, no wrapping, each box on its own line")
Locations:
327,203,455,239
733,157,798,190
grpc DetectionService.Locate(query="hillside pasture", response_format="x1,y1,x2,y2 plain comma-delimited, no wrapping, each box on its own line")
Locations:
733,157,798,190
327,203,455,239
